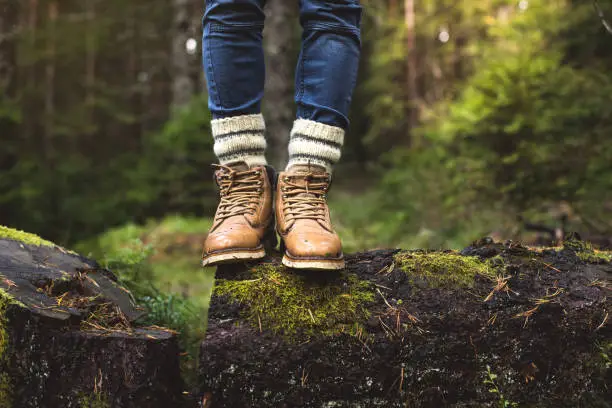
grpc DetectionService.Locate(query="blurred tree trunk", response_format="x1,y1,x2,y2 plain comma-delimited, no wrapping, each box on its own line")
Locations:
44,0,58,162
85,0,96,126
263,0,296,169
389,0,398,16
404,0,417,146
24,0,38,145
0,0,18,105
172,0,195,109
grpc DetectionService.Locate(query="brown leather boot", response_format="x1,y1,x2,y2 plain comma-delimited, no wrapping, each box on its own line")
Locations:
202,163,275,266
276,165,344,270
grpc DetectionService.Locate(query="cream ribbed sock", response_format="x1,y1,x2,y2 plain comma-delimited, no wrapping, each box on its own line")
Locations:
286,119,344,173
212,114,267,168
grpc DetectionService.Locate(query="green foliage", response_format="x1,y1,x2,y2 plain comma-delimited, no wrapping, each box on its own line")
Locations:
2,92,215,246
424,0,612,211
79,218,208,329
483,365,518,408
336,0,612,251
215,264,375,339
77,392,110,408
331,147,515,251
133,95,217,215
77,215,213,386
356,7,408,152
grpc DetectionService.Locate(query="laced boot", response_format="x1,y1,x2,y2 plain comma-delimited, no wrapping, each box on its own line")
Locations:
202,162,275,266
276,165,344,270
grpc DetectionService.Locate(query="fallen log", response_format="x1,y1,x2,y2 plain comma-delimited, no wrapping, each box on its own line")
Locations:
200,237,611,407
0,226,186,407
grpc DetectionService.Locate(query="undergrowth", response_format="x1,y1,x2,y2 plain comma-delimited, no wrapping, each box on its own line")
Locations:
75,215,214,387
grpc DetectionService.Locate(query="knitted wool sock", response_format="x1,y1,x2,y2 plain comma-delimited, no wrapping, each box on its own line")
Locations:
286,119,344,173
212,114,267,168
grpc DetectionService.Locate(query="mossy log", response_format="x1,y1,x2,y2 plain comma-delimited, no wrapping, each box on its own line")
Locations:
0,228,186,407
200,238,611,407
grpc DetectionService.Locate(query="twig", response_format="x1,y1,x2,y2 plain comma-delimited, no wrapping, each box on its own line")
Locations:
542,262,561,273
515,306,540,328
594,0,612,34
595,312,608,331
376,288,395,309
307,309,316,324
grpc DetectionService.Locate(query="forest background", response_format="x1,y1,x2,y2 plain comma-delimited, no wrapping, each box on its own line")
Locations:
1,0,611,376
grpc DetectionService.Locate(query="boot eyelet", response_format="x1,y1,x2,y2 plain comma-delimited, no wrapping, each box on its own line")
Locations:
284,177,289,182
283,194,288,199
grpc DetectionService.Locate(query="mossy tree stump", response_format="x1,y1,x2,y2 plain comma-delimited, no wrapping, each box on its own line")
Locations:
0,227,186,407
200,238,610,407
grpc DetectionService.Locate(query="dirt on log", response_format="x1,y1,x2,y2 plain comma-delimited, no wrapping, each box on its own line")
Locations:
0,228,186,407
201,237,611,408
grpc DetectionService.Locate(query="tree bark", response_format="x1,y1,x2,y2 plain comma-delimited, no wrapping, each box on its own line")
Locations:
263,0,297,169
171,0,195,109
0,0,18,115
0,0,17,90
0,234,187,407
200,239,611,407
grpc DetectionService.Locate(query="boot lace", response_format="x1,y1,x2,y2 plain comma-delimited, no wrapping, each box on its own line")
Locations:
281,173,330,225
214,164,264,221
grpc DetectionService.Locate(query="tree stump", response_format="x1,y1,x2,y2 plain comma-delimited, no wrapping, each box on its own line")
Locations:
200,238,611,407
0,227,186,407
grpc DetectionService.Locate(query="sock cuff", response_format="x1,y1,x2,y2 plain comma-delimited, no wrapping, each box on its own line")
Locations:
290,118,345,145
212,114,267,167
211,113,265,136
287,119,345,173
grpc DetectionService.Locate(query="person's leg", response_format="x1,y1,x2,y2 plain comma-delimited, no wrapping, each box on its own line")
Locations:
202,0,275,266
203,0,268,168
287,0,362,172
276,0,362,270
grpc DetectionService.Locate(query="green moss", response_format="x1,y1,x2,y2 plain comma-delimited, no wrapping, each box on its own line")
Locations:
564,239,612,263
0,373,12,408
0,226,56,248
0,293,12,408
214,264,374,339
395,251,497,288
78,392,110,408
0,290,15,362
595,342,611,370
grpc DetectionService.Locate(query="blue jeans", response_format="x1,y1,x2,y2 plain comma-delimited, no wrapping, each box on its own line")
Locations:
202,0,362,130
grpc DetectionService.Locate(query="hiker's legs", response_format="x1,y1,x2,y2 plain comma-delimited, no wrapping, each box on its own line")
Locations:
203,0,267,167
277,0,362,270
287,0,362,172
201,0,273,267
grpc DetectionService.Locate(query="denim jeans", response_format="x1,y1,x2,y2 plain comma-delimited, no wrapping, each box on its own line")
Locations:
202,0,362,130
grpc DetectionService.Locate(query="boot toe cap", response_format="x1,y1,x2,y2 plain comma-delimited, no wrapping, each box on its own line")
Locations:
204,227,261,254
285,232,343,259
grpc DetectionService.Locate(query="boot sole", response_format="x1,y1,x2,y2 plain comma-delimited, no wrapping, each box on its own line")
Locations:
202,248,266,267
281,253,345,271
202,216,277,267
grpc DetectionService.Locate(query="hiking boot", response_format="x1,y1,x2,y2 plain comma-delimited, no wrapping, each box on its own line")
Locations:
202,163,275,266
275,165,344,270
